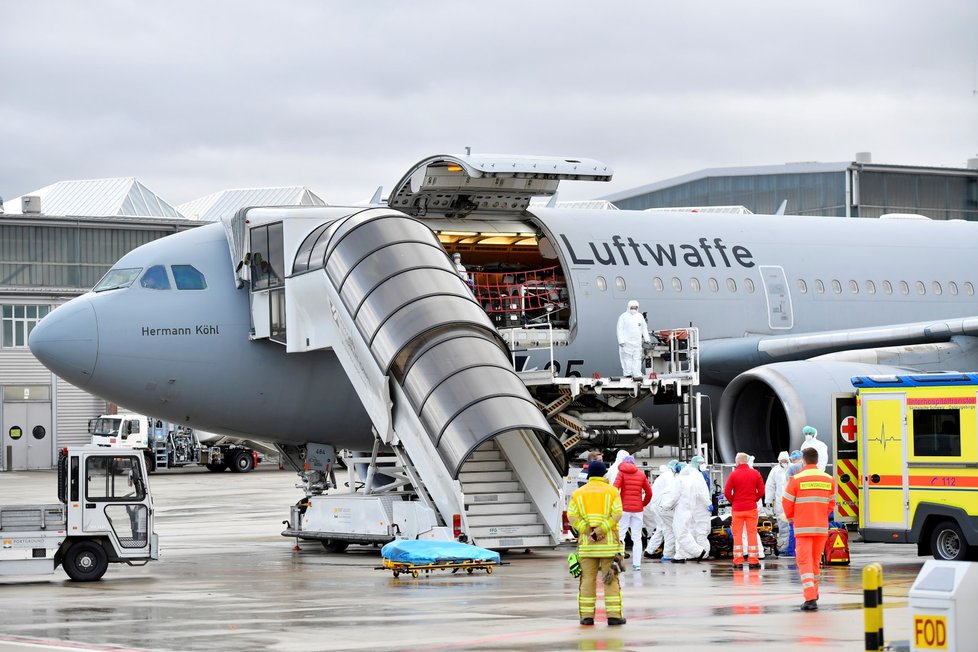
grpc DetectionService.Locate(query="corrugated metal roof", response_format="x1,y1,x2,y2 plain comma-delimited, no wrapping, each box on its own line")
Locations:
601,161,854,202
3,177,184,218
177,187,327,222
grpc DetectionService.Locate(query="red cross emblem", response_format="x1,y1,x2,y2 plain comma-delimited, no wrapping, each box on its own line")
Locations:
840,416,857,443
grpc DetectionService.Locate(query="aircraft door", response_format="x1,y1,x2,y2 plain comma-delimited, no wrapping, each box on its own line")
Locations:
859,393,908,530
758,265,793,330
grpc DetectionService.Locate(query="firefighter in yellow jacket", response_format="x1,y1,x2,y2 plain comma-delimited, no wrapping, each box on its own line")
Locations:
568,460,626,626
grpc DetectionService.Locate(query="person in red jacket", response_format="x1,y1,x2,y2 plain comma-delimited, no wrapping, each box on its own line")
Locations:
723,452,765,568
782,447,836,611
613,455,653,570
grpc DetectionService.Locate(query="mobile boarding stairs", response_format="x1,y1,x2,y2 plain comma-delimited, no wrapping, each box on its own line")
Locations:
230,154,699,551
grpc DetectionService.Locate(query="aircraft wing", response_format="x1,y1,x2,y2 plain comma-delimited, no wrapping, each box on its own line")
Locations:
701,314,978,384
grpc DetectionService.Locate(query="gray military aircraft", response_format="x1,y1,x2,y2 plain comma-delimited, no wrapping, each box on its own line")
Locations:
28,153,978,466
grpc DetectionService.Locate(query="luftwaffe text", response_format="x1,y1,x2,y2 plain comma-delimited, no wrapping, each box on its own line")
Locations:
559,234,755,268
141,325,220,336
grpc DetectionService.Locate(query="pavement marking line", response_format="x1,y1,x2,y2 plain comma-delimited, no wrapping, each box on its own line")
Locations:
0,636,149,652
406,590,871,651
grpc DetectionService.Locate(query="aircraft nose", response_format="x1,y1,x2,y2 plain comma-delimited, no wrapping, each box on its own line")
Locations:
29,299,98,388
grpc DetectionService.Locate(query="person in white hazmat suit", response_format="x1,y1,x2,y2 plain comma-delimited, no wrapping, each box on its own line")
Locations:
616,300,651,378
765,451,791,553
672,461,709,562
801,425,828,471
644,460,680,561
607,449,630,486
689,455,713,558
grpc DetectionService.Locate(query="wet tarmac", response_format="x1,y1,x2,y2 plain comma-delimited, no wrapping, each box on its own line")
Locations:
0,467,921,651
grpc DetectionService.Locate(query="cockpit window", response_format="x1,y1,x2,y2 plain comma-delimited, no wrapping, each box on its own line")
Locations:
140,265,171,290
171,265,207,290
93,268,142,292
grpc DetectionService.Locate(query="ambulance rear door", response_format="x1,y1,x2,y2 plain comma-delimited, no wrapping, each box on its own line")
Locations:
859,392,909,535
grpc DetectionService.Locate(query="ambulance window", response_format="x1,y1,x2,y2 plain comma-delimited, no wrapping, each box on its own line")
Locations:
797,279,808,294
912,409,961,457
949,281,959,295
653,277,664,292
865,280,876,294
172,265,207,290
882,280,893,295
139,265,170,290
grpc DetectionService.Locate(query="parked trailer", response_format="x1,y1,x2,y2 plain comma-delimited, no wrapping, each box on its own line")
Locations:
0,446,158,581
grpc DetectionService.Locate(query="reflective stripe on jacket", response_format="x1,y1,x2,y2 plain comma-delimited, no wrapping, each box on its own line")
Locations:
568,477,623,557
782,465,836,536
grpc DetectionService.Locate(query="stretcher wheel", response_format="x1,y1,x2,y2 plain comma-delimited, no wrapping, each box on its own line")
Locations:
466,568,473,574
411,570,418,578
393,570,400,578
486,566,493,575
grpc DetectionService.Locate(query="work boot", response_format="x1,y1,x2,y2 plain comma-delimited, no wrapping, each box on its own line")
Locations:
580,617,595,626
748,562,761,569
608,616,627,626
800,600,818,612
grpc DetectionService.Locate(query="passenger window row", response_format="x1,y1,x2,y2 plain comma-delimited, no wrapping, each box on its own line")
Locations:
797,279,974,297
592,275,975,298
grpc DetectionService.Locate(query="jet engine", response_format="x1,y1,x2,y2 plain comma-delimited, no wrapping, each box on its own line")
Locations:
715,360,908,464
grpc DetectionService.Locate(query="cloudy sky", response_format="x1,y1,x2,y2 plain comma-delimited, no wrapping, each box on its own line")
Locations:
2,1,976,208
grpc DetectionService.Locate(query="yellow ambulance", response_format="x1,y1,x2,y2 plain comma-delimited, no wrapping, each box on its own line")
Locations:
848,373,978,561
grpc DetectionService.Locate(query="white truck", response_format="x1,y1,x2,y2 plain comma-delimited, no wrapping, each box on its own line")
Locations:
89,413,261,474
0,446,159,581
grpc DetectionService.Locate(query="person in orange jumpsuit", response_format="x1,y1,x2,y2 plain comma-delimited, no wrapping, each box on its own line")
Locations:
782,447,836,611
723,452,765,568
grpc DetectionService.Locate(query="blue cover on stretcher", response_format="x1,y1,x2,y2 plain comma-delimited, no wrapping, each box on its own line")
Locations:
381,539,501,566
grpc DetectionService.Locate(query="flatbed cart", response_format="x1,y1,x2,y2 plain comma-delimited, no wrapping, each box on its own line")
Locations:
379,539,500,578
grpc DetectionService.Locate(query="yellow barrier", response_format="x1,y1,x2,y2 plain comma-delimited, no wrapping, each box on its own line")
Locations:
863,562,884,651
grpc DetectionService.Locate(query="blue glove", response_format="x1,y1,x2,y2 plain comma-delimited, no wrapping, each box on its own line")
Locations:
708,505,715,513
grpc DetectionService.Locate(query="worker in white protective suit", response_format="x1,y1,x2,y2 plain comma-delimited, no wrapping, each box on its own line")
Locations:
672,461,709,562
765,451,791,553
616,300,651,379
607,449,630,486
689,455,713,558
644,460,680,561
801,425,828,472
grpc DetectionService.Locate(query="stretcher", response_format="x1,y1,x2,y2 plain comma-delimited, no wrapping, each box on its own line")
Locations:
379,539,500,579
